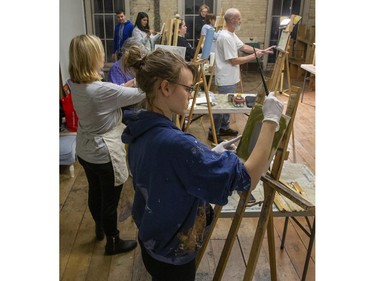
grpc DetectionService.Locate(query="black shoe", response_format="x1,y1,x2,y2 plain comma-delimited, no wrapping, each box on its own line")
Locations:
104,233,137,255
219,128,238,136
208,133,224,143
95,223,105,241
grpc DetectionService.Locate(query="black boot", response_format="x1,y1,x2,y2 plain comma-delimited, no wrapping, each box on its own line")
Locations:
104,233,137,255
95,222,105,241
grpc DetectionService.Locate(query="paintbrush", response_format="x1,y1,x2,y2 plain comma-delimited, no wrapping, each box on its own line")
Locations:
252,46,270,96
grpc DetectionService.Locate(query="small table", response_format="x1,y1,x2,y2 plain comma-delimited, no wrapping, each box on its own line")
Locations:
187,92,256,114
300,64,316,102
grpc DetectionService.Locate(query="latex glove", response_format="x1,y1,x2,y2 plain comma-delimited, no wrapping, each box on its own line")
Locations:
262,92,284,131
211,135,242,153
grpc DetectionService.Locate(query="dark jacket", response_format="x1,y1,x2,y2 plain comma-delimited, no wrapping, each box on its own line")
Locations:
122,110,251,265
113,20,134,54
177,36,196,61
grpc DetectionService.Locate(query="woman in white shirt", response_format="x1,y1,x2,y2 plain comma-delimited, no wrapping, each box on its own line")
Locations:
132,12,158,52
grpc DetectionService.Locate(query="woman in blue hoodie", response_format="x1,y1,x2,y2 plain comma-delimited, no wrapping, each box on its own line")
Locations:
121,46,283,281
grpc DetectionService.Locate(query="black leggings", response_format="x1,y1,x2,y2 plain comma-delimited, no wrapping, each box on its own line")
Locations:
78,156,123,236
139,239,196,281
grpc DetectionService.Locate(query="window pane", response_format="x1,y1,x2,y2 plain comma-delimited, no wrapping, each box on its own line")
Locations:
94,15,104,38
282,0,293,15
185,16,194,39
104,0,113,13
114,0,124,11
105,15,114,39
93,0,103,13
270,17,280,41
292,0,301,15
205,0,213,12
105,40,113,62
185,0,194,14
272,0,282,15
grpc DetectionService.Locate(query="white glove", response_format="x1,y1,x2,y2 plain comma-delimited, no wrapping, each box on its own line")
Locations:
211,135,242,153
262,92,284,131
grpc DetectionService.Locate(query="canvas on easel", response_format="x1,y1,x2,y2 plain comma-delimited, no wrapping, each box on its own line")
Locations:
276,30,289,53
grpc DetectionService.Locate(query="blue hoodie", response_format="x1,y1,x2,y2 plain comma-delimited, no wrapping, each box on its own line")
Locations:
122,110,251,265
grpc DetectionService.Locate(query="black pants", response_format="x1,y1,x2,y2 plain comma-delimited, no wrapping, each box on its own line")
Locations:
78,156,123,236
139,239,196,281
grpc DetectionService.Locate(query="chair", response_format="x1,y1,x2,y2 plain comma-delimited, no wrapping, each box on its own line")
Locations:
60,135,76,177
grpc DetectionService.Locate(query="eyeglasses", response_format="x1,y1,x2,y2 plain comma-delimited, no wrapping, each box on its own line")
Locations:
170,81,195,94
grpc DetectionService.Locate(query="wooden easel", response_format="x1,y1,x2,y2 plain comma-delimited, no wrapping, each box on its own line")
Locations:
209,86,308,281
160,15,181,46
275,15,302,97
183,28,218,144
194,20,300,268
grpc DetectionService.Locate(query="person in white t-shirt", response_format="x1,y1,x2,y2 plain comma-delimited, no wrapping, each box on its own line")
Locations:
211,8,275,143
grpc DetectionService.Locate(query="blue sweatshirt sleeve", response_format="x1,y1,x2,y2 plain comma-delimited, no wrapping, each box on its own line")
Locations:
166,134,251,205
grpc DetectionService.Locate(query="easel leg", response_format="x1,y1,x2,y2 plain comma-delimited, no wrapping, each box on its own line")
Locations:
280,217,289,249
184,83,201,131
243,183,276,281
201,64,218,144
212,190,255,281
267,213,277,281
301,218,315,281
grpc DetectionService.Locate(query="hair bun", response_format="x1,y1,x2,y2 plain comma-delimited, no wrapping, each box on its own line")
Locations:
133,57,145,69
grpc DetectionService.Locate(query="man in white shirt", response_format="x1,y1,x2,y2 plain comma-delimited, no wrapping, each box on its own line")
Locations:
211,8,274,143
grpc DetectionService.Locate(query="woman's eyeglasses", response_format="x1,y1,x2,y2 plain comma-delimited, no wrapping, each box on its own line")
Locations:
170,82,195,94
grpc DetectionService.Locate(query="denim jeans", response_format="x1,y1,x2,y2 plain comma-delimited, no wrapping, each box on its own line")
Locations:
210,84,237,134
78,156,123,236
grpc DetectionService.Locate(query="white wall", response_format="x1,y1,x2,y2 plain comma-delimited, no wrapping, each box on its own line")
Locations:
60,0,86,83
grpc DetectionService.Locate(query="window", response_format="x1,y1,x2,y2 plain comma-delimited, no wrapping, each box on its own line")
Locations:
91,0,126,63
184,0,214,47
268,0,302,63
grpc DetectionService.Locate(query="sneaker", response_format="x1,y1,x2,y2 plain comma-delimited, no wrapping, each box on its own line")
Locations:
208,132,224,143
219,128,238,136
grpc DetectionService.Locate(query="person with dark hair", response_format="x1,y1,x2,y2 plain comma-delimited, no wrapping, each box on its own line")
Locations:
194,4,209,47
120,46,284,280
112,9,134,61
176,20,196,61
200,13,221,53
68,34,145,255
132,12,159,52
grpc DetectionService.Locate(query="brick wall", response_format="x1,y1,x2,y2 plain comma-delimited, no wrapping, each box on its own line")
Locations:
128,0,315,45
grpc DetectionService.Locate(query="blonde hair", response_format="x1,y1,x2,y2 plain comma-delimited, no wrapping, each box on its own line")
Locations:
199,4,209,13
69,34,104,83
123,47,197,110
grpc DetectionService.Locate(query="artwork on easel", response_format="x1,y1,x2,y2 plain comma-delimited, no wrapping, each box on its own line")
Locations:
276,30,289,53
201,28,214,59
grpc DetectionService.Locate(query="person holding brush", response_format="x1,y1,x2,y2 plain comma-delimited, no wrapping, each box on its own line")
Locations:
211,8,275,143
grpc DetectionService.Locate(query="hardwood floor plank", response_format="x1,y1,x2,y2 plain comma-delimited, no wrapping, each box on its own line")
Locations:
273,217,315,281
85,242,112,281
61,207,96,281
59,162,83,211
60,169,89,279
211,239,246,281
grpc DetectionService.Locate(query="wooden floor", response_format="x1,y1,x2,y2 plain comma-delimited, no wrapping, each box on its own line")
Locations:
60,70,315,281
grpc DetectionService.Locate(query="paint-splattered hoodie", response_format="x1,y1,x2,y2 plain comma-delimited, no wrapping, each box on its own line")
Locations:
122,110,251,265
